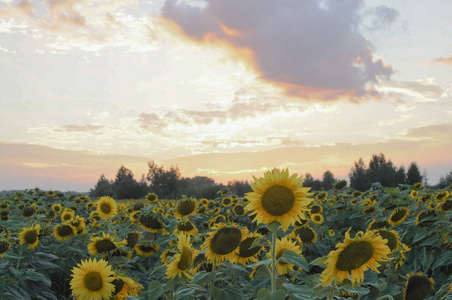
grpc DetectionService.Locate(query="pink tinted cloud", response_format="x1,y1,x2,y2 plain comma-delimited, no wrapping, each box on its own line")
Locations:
161,0,394,101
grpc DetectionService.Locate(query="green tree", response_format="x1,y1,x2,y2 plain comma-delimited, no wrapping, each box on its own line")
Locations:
349,158,370,191
395,166,407,185
406,162,423,185
303,173,322,190
366,153,397,187
89,174,113,198
147,160,181,199
438,170,452,188
114,166,147,199
322,170,336,190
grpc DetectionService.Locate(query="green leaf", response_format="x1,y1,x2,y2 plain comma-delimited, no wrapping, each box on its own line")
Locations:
309,256,327,268
247,258,272,269
282,283,312,296
268,221,280,234
251,237,270,248
25,270,51,287
433,251,452,269
278,250,309,271
225,286,245,299
377,296,394,300
147,281,169,300
191,271,215,285
213,287,232,300
311,284,339,298
257,289,286,300
29,260,60,270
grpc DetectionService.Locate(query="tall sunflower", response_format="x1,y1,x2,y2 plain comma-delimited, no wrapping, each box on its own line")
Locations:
320,229,391,287
373,229,400,254
18,223,41,250
245,168,313,231
70,258,115,300
165,232,197,280
96,196,118,220
404,272,434,300
0,240,10,259
202,223,248,264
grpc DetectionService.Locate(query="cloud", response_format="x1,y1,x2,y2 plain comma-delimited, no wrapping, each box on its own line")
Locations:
0,0,157,53
365,5,400,31
160,0,394,101
377,79,444,101
430,54,452,65
55,124,104,132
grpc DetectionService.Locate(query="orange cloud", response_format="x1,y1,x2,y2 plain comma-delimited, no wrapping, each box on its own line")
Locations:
430,54,452,65
219,23,244,37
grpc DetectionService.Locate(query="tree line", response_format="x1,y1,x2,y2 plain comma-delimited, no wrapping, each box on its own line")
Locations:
90,154,452,199
89,160,253,200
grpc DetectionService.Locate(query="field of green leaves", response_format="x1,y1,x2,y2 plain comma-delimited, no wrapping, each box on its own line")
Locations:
1,169,452,300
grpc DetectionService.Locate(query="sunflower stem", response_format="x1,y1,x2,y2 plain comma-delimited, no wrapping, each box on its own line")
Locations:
208,255,217,300
271,229,277,292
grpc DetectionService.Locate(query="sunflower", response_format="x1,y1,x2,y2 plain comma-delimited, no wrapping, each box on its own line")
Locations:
125,231,141,249
320,229,391,287
387,207,409,226
135,242,160,257
328,229,335,237
146,193,158,203
139,214,165,233
363,207,376,215
310,204,323,214
200,198,209,206
111,272,143,299
245,168,313,231
403,272,434,300
0,240,10,259
160,248,177,265
310,213,324,225
85,202,95,210
367,219,388,231
334,180,347,190
267,236,303,275
414,182,423,190
410,190,419,199
165,232,197,280
176,220,198,236
394,243,411,270
222,197,233,207
18,224,41,250
439,199,452,212
61,208,75,223
231,233,264,267
435,191,449,202
373,229,400,254
175,198,198,218
197,206,206,216
88,233,126,256
54,224,77,242
291,225,317,244
415,210,436,226
232,204,246,217
202,223,248,264
96,196,118,220
22,206,35,217
70,258,115,300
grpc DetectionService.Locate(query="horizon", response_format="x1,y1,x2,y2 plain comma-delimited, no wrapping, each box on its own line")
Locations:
1,0,451,192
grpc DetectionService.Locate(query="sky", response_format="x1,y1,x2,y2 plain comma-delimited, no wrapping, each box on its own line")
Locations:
0,0,451,192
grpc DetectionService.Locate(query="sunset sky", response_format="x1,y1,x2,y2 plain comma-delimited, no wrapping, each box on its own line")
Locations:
1,0,451,192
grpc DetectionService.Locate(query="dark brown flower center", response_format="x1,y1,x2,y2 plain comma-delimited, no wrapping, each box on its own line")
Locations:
178,246,193,270
336,241,374,271
261,185,295,216
210,227,242,255
84,271,103,291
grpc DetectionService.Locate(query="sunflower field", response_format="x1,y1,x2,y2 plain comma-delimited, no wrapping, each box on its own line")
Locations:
1,169,452,300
